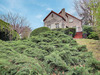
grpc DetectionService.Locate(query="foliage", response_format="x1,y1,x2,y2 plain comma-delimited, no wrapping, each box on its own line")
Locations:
52,28,76,37
88,32,99,40
74,0,94,25
0,31,100,75
30,27,51,36
83,25,93,36
90,0,100,38
83,25,99,40
0,19,19,41
0,12,31,39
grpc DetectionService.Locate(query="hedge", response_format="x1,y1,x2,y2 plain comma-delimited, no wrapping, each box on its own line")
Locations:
52,28,76,37
0,19,19,41
30,27,51,36
83,25,99,40
0,31,100,74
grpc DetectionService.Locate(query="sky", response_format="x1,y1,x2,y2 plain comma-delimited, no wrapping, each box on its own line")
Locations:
0,0,80,30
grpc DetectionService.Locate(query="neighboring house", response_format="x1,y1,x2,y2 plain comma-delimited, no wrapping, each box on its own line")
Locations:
43,8,83,38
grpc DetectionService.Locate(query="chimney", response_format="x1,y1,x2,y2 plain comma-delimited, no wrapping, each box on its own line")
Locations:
61,8,66,18
62,8,65,13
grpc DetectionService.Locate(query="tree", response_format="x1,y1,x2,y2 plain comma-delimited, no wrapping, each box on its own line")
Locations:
74,0,100,38
89,0,100,38
0,12,31,39
74,0,94,25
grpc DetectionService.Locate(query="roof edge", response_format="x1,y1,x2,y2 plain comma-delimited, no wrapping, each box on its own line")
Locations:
43,11,66,22
59,10,81,21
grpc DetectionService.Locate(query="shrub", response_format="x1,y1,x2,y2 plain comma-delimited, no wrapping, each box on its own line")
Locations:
0,19,19,41
83,25,93,36
0,31,100,74
30,27,51,36
83,25,99,40
88,32,99,40
64,28,76,37
68,66,90,75
52,28,76,37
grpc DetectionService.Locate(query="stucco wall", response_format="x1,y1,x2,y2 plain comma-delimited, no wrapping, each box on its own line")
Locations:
44,13,65,29
66,15,82,32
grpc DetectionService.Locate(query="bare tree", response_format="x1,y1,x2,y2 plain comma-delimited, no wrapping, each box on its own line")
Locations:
0,12,31,39
74,0,94,25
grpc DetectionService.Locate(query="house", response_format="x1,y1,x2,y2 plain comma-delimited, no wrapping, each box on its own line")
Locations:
43,8,83,38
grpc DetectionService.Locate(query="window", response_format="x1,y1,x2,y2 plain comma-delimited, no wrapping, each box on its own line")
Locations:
69,19,73,23
55,23,59,28
47,25,51,28
76,26,80,32
62,24,64,28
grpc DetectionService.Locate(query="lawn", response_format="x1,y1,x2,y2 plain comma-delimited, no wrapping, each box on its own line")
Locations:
75,39,100,61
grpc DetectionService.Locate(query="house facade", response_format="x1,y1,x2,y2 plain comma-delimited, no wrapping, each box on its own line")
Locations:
43,8,82,33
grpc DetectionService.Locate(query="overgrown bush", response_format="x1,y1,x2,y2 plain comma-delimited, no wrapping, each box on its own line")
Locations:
0,31,100,75
52,28,76,37
88,32,99,40
0,19,19,41
30,27,51,36
83,25,99,40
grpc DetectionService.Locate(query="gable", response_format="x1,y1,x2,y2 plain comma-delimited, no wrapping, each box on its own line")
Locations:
59,10,81,22
66,13,81,22
43,11,66,22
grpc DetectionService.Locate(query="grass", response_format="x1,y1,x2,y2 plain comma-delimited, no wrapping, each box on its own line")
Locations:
75,39,100,61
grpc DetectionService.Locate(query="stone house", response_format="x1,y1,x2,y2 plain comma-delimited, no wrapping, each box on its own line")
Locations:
43,8,83,38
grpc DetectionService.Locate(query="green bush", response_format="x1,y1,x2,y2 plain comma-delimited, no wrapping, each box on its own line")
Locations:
0,19,19,41
68,66,91,75
64,28,76,37
0,31,100,74
30,27,51,36
52,28,76,37
83,25,93,36
88,32,99,40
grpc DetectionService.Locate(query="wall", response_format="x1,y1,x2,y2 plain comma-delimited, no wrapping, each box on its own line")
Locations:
66,15,82,32
44,13,65,29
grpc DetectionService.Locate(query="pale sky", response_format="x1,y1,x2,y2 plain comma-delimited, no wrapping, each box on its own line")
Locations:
0,0,80,30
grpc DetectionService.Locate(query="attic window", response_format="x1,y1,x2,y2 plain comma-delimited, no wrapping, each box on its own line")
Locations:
69,19,73,23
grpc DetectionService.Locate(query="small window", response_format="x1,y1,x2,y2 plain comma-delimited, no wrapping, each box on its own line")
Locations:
76,26,80,32
47,25,51,28
69,19,73,23
55,23,59,28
